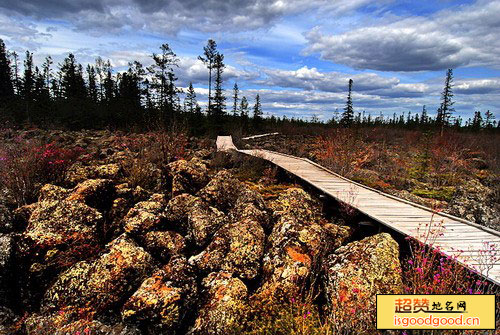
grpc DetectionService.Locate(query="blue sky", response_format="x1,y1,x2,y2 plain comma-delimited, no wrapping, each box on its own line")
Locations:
1,0,499,122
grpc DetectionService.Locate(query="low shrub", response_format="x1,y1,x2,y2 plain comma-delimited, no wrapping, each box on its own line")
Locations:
239,294,331,335
118,130,188,191
0,139,84,205
411,186,456,202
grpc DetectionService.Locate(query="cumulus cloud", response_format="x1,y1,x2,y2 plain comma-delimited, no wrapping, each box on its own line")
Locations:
175,56,258,86
454,78,500,95
0,0,376,35
305,0,500,71
261,66,400,93
0,13,51,50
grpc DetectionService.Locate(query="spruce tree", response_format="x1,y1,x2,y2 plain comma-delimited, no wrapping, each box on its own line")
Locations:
232,82,239,115
437,69,454,135
341,79,354,126
42,56,53,95
252,94,262,128
484,110,494,129
198,39,218,114
87,65,98,103
95,57,107,101
103,65,115,102
212,53,226,118
148,43,179,121
22,51,34,102
10,51,20,95
33,66,50,120
0,39,13,103
239,95,249,129
240,96,249,117
60,53,87,99
421,105,428,125
184,82,197,113
471,111,483,130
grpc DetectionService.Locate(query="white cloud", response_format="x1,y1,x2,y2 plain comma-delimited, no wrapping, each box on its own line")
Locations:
261,66,399,92
305,0,500,71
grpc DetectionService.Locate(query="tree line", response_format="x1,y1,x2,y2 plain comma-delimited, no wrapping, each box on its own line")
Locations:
0,39,264,134
338,69,498,131
0,38,497,134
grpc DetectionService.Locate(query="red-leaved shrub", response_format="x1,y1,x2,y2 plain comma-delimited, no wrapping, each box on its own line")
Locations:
0,139,84,205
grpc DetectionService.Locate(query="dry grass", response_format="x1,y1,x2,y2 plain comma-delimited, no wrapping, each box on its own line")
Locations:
117,130,188,191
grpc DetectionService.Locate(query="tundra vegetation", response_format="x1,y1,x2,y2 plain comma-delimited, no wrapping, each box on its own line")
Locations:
0,129,498,335
0,38,499,334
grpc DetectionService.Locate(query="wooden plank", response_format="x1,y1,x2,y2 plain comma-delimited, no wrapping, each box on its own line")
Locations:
217,136,500,286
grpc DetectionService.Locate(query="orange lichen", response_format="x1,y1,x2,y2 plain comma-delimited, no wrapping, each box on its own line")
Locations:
286,246,311,267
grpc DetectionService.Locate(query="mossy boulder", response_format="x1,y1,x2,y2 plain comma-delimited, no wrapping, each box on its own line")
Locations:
164,193,198,234
141,230,185,261
189,272,249,335
19,199,103,277
168,158,209,196
123,195,167,236
324,233,403,319
24,309,141,335
122,256,198,333
186,199,225,247
122,270,183,331
254,188,352,303
65,162,122,185
198,170,245,211
190,217,265,280
43,234,155,313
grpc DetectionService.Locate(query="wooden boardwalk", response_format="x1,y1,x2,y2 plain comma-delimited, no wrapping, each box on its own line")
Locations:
217,135,500,286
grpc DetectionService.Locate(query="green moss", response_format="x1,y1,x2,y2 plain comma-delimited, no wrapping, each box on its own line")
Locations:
411,186,456,202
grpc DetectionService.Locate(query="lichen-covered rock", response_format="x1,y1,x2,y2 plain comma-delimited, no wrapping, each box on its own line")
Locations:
187,199,225,247
189,272,249,335
267,187,320,223
0,234,12,275
253,188,352,303
115,184,151,204
194,149,212,160
230,202,268,227
24,310,141,335
165,193,225,245
122,270,183,331
198,170,245,211
190,217,265,280
0,205,12,233
106,197,130,239
448,179,499,230
164,193,198,234
65,162,122,185
20,199,103,276
12,203,36,232
324,233,403,317
142,230,185,261
67,178,115,210
0,306,18,335
38,184,70,202
123,196,167,236
230,187,269,228
168,158,209,196
94,163,122,180
0,234,13,305
43,234,155,313
122,256,198,333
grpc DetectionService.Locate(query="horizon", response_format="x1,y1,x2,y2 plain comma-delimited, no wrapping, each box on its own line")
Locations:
1,0,500,121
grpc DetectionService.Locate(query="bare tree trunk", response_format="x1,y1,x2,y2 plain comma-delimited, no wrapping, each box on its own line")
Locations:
208,62,212,114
